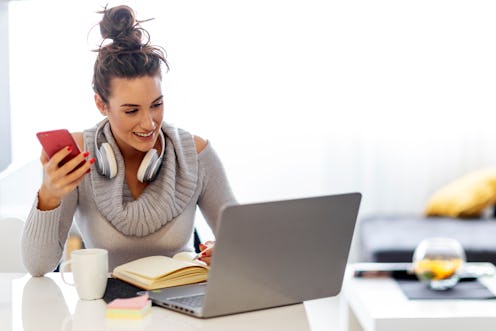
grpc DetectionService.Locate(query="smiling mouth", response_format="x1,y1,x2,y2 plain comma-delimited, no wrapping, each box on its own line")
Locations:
134,131,154,138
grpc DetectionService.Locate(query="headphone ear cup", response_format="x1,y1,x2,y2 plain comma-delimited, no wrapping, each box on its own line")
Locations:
137,149,160,183
97,142,118,178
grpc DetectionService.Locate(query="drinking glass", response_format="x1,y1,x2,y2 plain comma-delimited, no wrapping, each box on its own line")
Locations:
413,237,466,290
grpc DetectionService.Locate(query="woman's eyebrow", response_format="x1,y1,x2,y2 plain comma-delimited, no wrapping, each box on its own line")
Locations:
152,95,163,103
119,96,163,108
120,103,139,108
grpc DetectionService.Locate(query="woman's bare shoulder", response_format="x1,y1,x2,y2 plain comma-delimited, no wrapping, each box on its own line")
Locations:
193,135,208,154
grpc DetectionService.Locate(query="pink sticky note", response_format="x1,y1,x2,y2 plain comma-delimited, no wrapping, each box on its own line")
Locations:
107,293,150,310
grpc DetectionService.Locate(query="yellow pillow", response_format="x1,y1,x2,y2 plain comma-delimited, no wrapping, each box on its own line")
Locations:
425,168,496,218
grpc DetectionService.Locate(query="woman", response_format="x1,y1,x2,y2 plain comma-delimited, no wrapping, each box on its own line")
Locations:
21,5,237,276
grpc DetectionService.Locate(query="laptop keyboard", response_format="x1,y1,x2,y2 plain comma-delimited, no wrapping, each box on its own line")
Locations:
169,294,205,308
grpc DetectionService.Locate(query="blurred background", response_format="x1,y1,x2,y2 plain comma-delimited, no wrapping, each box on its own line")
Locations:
2,0,496,244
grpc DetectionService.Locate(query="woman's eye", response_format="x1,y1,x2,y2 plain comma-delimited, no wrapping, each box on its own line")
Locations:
152,102,163,109
125,109,138,114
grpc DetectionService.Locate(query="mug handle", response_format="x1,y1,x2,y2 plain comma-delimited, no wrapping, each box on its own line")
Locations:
60,260,75,286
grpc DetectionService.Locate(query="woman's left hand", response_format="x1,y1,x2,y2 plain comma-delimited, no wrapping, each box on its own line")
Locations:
197,241,215,266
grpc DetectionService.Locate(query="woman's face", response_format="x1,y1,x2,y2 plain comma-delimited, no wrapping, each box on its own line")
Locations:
103,75,164,157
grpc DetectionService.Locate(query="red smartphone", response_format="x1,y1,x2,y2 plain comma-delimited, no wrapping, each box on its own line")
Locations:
36,129,81,167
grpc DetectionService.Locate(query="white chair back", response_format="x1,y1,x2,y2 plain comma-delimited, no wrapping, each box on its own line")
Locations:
0,217,26,272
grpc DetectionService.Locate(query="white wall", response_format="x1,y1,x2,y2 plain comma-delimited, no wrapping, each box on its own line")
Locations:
0,3,11,171
5,0,496,233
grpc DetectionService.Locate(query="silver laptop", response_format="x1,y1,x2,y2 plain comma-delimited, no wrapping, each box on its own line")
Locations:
145,192,361,318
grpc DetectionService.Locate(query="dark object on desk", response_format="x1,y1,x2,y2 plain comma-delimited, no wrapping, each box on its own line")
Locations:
103,278,142,303
355,269,418,280
353,262,416,280
396,278,496,300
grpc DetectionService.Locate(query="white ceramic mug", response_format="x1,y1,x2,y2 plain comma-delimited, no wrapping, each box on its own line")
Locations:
60,248,108,300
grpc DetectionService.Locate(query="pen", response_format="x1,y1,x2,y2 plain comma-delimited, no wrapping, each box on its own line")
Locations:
194,245,213,260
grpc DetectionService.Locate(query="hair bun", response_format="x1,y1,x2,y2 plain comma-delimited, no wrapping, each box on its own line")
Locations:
99,5,142,49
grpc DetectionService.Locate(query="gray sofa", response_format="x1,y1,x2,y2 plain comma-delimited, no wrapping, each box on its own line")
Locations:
358,215,496,266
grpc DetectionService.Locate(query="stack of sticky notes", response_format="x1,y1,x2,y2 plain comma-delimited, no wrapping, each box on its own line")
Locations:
106,293,152,320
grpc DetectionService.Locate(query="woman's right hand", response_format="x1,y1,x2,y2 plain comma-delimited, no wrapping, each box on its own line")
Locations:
197,241,215,266
38,146,96,211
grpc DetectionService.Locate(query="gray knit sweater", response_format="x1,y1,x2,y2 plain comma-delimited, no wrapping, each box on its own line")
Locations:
21,121,237,276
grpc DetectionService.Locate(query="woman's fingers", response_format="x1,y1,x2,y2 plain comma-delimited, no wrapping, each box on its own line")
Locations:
40,150,49,165
46,146,74,170
198,241,215,265
40,148,95,203
199,241,215,251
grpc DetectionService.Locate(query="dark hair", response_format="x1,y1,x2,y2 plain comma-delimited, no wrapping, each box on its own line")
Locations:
92,5,169,103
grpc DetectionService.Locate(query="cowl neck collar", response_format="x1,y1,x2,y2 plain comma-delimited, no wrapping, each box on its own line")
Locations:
84,120,198,237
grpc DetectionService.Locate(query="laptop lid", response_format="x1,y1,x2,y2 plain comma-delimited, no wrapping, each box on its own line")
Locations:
148,192,361,318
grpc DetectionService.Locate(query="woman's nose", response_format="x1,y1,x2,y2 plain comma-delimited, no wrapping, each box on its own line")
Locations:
139,111,155,131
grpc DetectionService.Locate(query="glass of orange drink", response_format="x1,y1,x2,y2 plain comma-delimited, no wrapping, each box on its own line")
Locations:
413,238,466,290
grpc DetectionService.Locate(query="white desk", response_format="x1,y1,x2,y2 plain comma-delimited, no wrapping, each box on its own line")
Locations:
342,263,496,331
1,273,341,331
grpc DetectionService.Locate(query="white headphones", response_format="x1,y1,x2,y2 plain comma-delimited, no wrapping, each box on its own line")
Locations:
94,120,166,182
